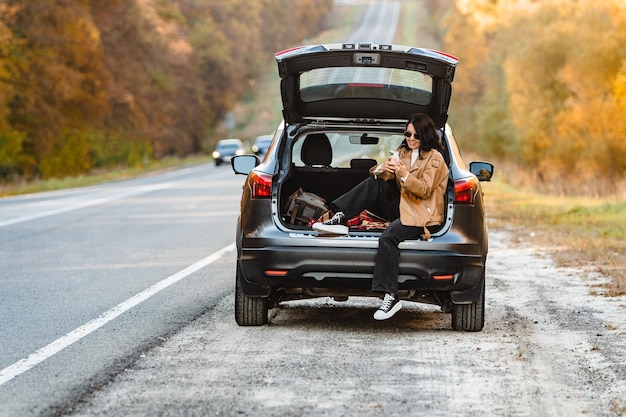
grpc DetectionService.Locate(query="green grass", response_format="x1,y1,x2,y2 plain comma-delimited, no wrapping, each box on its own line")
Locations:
485,179,626,296
0,155,211,197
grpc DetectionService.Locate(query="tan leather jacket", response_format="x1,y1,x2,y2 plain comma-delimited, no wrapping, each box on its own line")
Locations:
370,147,449,234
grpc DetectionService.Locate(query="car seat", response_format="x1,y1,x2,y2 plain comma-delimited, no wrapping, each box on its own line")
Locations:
300,133,332,167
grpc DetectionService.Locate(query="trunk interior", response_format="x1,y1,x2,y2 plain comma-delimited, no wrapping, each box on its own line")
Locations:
276,130,451,233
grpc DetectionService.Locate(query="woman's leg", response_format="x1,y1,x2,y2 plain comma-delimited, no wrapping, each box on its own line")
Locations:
331,176,399,220
371,219,422,294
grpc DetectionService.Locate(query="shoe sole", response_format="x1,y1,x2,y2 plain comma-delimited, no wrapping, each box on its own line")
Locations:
373,301,402,320
312,223,349,235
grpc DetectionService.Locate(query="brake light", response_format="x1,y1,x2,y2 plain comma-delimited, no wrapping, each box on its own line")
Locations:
249,171,272,199
427,49,459,62
454,177,479,205
265,270,288,277
432,274,454,280
348,83,383,88
275,46,304,58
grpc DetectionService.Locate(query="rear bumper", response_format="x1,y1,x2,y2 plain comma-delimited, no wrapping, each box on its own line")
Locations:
237,239,485,303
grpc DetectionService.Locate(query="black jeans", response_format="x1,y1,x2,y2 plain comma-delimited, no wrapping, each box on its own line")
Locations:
331,175,400,221
330,176,424,294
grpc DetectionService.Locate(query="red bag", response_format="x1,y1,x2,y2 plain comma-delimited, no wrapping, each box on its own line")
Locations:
347,210,390,230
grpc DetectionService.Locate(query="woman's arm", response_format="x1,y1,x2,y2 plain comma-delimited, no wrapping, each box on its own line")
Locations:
400,153,448,199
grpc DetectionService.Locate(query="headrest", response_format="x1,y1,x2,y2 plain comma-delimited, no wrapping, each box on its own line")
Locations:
301,133,332,166
350,158,377,170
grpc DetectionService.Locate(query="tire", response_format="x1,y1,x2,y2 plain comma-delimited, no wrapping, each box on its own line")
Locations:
235,265,268,326
451,277,485,332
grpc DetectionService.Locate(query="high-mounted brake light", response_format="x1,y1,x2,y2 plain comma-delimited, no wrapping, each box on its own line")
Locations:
454,177,479,205
348,83,383,88
249,171,272,198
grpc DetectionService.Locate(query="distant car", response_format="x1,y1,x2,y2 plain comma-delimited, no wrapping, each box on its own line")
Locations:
231,42,494,331
212,139,245,166
251,134,273,157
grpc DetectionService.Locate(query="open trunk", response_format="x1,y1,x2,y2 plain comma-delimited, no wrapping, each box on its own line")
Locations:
276,129,451,234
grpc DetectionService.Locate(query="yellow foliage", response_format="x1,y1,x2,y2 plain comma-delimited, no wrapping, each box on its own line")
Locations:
442,0,626,194
615,64,626,100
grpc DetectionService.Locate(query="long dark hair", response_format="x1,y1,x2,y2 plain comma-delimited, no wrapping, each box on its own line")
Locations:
400,113,445,156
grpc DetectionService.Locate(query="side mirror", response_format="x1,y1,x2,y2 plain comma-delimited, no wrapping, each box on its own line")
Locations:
469,161,494,182
231,155,259,175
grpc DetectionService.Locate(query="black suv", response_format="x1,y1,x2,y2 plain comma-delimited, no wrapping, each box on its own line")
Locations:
231,43,494,331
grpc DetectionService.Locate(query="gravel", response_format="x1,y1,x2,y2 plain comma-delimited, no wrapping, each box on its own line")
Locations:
66,230,626,417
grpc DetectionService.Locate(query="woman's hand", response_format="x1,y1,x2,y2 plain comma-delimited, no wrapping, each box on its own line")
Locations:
386,156,408,178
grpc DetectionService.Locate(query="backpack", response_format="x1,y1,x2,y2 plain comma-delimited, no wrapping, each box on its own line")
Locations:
285,188,328,226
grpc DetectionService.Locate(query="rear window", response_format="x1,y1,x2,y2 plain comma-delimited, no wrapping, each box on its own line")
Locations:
292,132,406,168
299,67,433,105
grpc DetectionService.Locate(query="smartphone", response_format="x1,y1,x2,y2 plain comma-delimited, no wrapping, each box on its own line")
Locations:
389,150,399,161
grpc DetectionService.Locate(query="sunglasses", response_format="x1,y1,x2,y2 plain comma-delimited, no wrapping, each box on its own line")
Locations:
403,131,420,140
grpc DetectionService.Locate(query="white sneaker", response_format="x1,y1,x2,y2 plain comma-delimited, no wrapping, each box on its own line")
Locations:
312,211,348,235
312,223,349,235
373,293,402,320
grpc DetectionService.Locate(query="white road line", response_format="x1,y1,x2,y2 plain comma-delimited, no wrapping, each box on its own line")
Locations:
0,165,206,228
0,242,236,386
0,183,174,228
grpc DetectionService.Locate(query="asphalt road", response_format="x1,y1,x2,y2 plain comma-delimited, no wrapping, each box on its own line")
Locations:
347,0,399,44
0,2,405,415
0,163,245,416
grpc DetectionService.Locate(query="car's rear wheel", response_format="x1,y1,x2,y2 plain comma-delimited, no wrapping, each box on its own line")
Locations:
451,277,485,332
235,265,268,326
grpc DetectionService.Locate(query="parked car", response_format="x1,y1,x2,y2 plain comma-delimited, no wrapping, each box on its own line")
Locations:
231,43,494,331
251,134,273,158
212,138,245,166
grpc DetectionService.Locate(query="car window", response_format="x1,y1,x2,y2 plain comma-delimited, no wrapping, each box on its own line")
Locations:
218,143,241,150
299,67,433,105
292,132,406,168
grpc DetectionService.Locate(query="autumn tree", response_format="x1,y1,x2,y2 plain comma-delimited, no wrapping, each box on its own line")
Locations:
6,0,111,178
0,3,24,180
441,0,626,195
0,0,332,181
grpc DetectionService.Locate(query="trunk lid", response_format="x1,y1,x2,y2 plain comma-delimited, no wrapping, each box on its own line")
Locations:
275,42,458,128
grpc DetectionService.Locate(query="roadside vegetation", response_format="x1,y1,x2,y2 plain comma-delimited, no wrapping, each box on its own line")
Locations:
0,0,332,183
437,0,626,198
485,180,625,296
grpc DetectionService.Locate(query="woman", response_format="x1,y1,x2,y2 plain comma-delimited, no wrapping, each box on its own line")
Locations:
312,113,449,320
